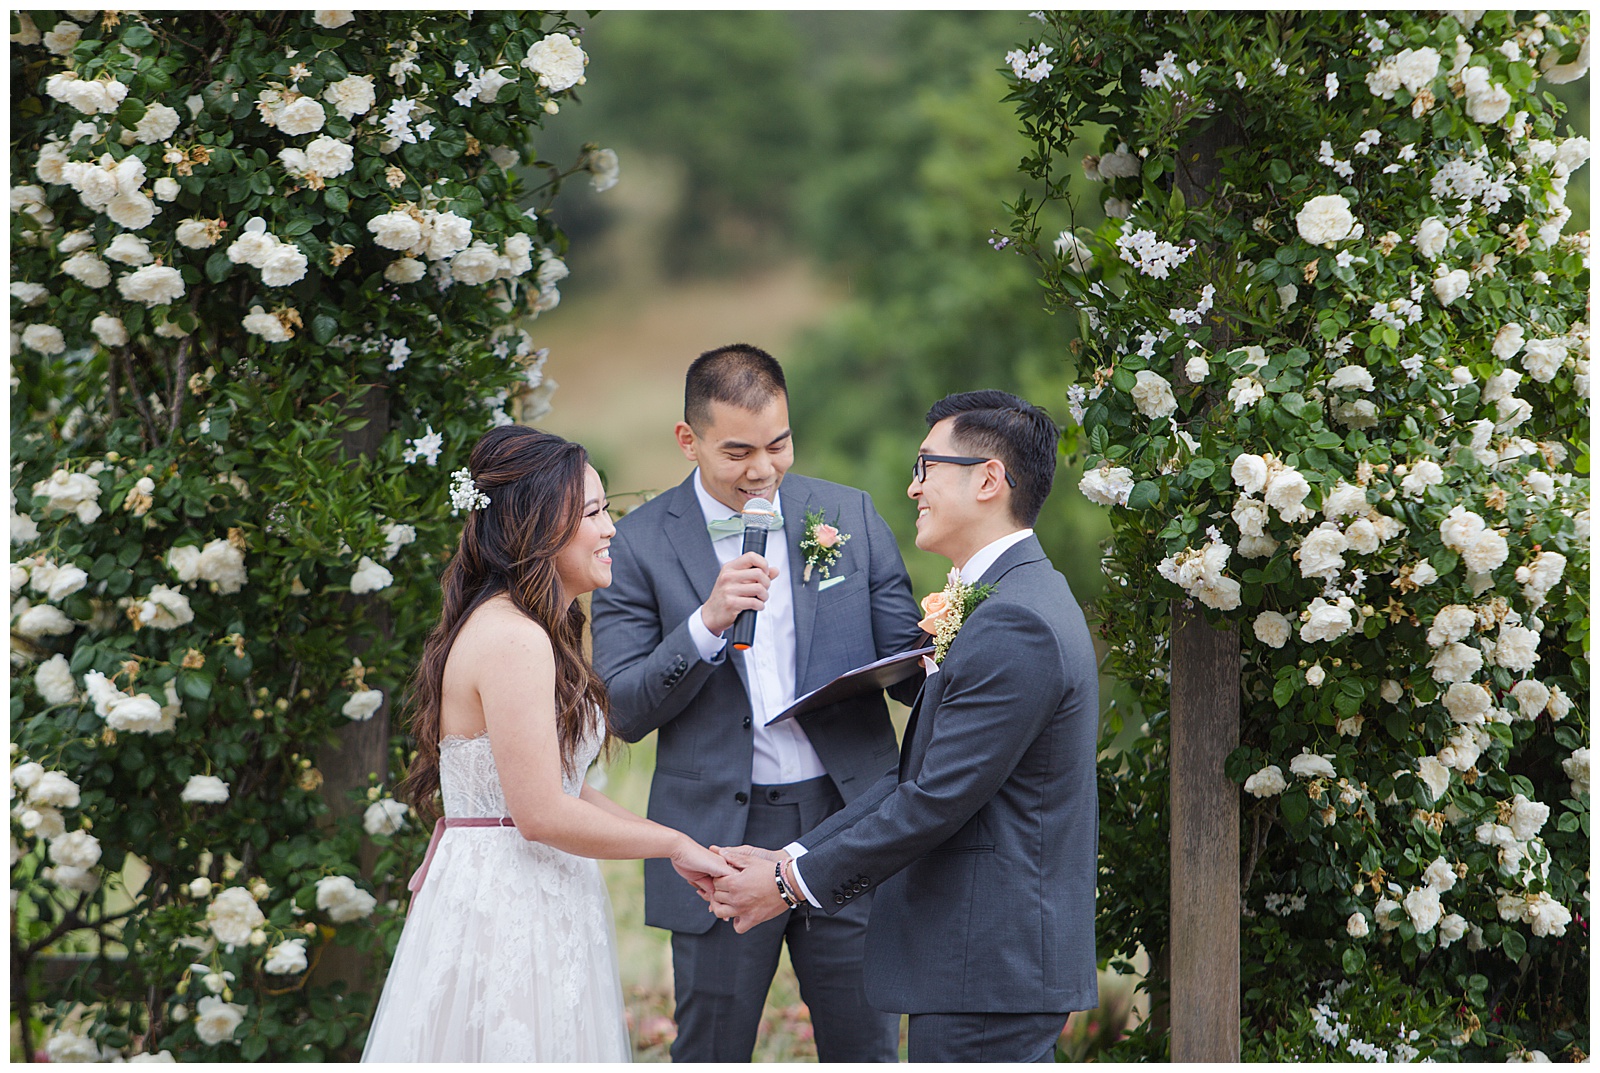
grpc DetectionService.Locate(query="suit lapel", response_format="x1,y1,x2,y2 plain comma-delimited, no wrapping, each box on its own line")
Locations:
894,539,1046,781
664,474,723,607
898,684,926,780
782,479,820,688
898,672,946,780
976,534,1047,587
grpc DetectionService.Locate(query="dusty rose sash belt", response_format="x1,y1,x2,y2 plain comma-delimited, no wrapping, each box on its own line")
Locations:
407,817,517,913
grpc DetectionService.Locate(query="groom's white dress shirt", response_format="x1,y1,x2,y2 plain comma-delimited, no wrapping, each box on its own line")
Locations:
685,470,826,785
783,527,1035,906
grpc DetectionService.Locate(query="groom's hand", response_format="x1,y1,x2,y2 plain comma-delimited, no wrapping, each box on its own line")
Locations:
700,553,779,636
707,846,789,934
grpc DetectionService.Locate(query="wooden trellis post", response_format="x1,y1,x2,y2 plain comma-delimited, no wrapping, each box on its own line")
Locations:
312,385,393,998
1169,600,1240,1061
1166,121,1243,1062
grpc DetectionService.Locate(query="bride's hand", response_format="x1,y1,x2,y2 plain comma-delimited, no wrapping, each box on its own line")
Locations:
671,836,733,899
711,843,783,865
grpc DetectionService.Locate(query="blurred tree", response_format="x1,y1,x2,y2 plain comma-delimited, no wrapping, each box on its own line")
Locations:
544,11,819,274
786,13,1113,600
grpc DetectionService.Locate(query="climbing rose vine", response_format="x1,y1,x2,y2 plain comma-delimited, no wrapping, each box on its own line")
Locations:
11,10,612,1060
1007,10,1588,1061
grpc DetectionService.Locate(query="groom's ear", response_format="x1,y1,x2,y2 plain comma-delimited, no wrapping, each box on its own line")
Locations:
674,421,698,463
973,460,1010,508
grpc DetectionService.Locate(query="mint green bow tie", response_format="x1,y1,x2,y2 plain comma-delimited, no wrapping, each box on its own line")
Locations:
707,514,783,539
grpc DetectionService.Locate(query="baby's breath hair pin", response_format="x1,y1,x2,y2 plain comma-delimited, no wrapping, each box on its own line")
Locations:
449,469,490,515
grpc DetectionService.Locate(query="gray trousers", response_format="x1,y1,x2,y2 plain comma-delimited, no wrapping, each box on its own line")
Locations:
668,775,900,1062
908,1011,1068,1062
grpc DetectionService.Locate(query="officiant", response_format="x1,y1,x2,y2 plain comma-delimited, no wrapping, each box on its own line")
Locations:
591,343,927,1062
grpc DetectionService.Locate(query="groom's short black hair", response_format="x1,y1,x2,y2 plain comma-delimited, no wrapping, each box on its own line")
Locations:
684,344,788,430
925,390,1059,526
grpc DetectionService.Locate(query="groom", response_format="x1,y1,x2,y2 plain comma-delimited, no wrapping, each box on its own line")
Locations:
709,390,1100,1062
590,344,927,1062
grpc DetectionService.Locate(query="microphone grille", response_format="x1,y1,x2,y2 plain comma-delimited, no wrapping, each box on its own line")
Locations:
741,497,778,528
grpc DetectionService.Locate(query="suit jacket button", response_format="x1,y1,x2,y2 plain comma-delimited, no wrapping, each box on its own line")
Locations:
734,792,748,805
834,894,845,905
742,716,752,729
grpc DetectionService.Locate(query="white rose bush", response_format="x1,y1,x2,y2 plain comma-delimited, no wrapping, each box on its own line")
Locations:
10,10,610,1060
1007,11,1588,1061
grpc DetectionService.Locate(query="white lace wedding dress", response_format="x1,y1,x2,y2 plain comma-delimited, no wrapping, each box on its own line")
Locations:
361,718,631,1062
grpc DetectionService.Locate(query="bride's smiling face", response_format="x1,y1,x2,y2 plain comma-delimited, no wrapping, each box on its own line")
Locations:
553,465,615,600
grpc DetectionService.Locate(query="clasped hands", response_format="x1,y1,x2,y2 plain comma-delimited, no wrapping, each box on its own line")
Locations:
682,843,794,934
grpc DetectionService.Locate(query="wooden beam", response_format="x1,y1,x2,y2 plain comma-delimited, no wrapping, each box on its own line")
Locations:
1168,598,1240,1061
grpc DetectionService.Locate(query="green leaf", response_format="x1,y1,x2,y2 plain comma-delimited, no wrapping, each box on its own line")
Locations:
223,648,253,680
123,24,154,48
312,314,338,345
1111,367,1137,393
1280,791,1310,826
116,99,148,130
1126,481,1160,510
180,674,212,701
205,251,234,284
1341,945,1365,975
1500,927,1527,961
1273,677,1295,708
324,186,350,214
1268,159,1291,185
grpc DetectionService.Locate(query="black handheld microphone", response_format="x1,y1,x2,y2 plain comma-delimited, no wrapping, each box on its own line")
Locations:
729,497,778,651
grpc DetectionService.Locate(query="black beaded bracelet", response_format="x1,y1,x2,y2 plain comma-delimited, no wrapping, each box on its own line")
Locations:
774,861,800,910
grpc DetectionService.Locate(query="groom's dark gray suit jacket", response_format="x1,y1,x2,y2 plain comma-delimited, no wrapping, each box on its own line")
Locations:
796,534,1100,1015
590,471,926,934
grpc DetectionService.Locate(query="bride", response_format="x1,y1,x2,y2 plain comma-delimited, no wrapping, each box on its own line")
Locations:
362,425,729,1062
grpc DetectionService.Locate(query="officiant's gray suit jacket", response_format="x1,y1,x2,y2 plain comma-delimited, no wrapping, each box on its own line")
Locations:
590,471,926,934
796,535,1100,1015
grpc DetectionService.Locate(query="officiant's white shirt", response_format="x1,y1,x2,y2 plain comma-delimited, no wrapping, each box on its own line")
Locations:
785,527,1034,906
685,470,826,785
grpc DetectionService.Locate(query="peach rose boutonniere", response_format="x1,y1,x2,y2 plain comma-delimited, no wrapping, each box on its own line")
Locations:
921,567,995,664
800,508,850,582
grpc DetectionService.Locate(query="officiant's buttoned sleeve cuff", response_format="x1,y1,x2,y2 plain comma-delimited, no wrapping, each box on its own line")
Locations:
687,608,728,665
783,843,821,908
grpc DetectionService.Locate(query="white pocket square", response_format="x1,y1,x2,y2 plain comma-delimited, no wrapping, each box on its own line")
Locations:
818,574,848,591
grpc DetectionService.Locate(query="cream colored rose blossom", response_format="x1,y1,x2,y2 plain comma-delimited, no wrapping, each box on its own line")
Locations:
522,32,588,92
1244,765,1287,797
1295,194,1355,244
194,996,246,1046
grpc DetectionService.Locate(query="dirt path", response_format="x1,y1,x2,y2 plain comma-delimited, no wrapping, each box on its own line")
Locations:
534,262,841,503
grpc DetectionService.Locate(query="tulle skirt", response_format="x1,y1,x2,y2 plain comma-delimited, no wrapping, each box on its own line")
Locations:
361,827,631,1062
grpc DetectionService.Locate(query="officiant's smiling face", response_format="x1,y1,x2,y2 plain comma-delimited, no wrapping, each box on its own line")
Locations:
675,396,794,514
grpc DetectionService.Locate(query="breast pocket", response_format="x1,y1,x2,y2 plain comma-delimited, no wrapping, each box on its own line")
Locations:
817,571,867,603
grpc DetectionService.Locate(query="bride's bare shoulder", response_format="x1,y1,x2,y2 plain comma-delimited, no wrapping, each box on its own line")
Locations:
452,595,554,670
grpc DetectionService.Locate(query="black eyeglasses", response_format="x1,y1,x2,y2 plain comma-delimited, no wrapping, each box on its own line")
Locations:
912,454,1017,487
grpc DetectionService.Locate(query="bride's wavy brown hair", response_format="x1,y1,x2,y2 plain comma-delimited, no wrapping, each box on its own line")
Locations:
399,425,612,822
